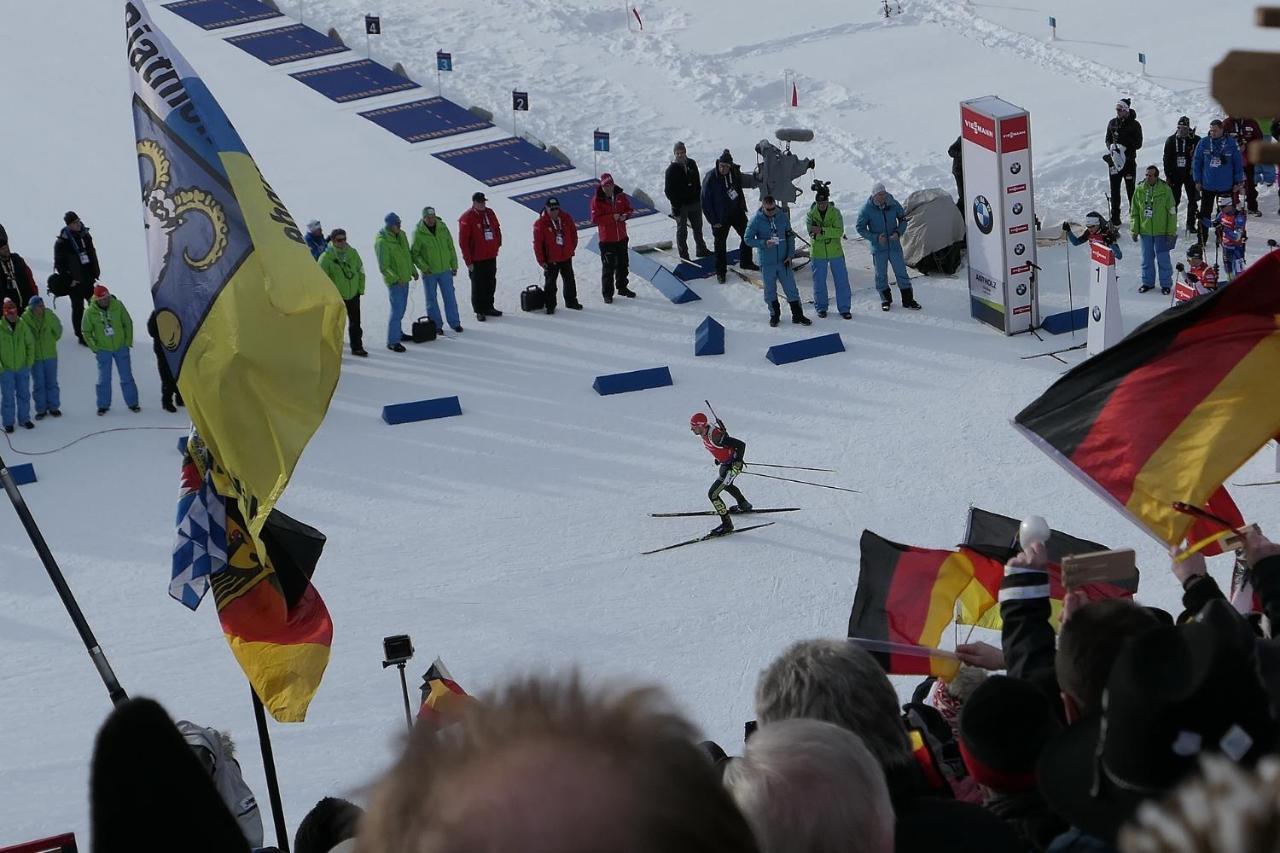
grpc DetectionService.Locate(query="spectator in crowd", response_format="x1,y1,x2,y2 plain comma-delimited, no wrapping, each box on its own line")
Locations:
1063,212,1124,261
318,228,368,356
755,639,1026,853
702,149,760,283
533,196,581,313
145,308,184,410
665,141,711,261
305,220,328,260
177,718,266,849
53,210,100,346
805,185,851,319
856,182,919,312
1163,117,1201,235
0,235,37,314
1222,116,1264,215
0,298,34,433
947,136,964,211
360,674,760,853
745,196,809,327
294,797,362,853
458,192,503,322
1173,242,1218,303
20,295,61,420
92,698,252,853
591,173,637,303
724,718,895,853
958,675,1066,851
82,284,139,415
1105,99,1143,226
1192,120,1245,245
1213,194,1248,282
410,207,464,332
1131,165,1178,294
374,212,416,353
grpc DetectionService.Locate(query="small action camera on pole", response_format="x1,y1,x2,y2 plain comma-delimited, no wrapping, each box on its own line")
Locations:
382,634,415,731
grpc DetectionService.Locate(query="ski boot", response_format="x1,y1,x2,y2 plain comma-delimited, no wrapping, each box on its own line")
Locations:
731,500,753,514
789,300,812,326
709,514,734,537
1138,284,1155,293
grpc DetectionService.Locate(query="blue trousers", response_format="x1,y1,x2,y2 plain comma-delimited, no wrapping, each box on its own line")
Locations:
811,257,851,313
872,244,911,294
95,348,139,410
387,282,409,346
761,263,800,305
1140,234,1175,287
31,357,59,413
1,367,31,428
423,272,460,329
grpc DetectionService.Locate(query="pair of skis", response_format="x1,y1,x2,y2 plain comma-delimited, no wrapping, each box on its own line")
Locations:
641,507,798,555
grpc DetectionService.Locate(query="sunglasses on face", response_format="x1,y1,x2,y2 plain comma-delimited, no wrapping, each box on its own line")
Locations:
333,237,347,244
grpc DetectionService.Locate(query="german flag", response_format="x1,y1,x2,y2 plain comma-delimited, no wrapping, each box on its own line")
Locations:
1014,252,1280,546
417,658,474,725
849,530,1005,675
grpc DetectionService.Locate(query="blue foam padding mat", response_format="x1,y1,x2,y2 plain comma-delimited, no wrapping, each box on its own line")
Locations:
225,24,347,66
766,333,845,365
1041,306,1088,336
592,366,673,396
178,436,189,455
624,243,700,304
695,316,724,356
290,59,419,103
434,138,573,187
511,180,658,229
382,396,463,424
673,249,740,280
162,0,282,30
359,97,494,143
8,463,36,486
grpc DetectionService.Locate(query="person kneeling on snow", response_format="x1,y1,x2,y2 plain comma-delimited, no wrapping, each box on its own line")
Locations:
1130,165,1178,295
744,196,809,327
1173,243,1218,304
856,182,919,311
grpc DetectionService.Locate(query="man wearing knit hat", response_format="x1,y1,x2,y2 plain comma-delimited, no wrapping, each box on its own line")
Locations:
53,210,100,345
82,284,140,415
1104,99,1143,226
0,297,35,432
19,295,61,419
0,235,38,315
700,149,760,282
1163,117,1201,235
375,212,417,351
589,173,637,302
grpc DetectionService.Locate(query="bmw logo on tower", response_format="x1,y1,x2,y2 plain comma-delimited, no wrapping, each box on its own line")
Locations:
973,195,994,235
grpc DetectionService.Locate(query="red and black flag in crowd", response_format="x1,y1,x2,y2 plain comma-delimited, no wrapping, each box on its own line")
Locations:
1013,252,1280,546
417,658,474,725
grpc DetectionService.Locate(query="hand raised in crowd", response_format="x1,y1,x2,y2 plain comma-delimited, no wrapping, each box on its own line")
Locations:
1008,540,1048,570
954,641,1004,671
1169,544,1208,586
1246,527,1280,566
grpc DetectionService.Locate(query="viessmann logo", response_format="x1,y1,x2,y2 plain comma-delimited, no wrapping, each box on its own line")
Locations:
964,117,993,139
1002,128,1026,143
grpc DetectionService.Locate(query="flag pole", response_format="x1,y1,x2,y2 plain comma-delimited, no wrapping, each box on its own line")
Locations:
251,687,292,853
0,452,128,706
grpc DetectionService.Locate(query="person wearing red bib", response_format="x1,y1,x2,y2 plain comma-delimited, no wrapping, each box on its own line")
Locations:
690,411,751,537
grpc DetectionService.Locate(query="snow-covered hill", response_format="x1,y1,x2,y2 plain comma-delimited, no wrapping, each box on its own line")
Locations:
1,0,1276,844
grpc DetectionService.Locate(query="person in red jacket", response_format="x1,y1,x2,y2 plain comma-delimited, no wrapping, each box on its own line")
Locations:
1223,116,1264,215
458,191,503,322
589,173,636,303
533,197,581,314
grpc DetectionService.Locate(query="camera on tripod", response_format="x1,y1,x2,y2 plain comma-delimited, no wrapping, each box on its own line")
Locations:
811,179,831,198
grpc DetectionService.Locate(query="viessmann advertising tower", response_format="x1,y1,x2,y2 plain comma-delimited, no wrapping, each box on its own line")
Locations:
960,96,1039,335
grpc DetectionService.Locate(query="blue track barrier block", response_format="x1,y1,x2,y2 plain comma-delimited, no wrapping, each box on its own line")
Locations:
359,97,493,143
1041,306,1088,336
623,245,700,304
178,435,189,455
382,396,463,425
695,316,724,356
766,333,845,366
673,249,739,281
592,366,673,396
434,137,572,187
225,24,348,66
291,59,419,103
511,180,657,229
162,0,282,30
8,463,36,486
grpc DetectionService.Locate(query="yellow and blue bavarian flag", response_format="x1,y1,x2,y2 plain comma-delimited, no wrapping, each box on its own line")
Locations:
126,1,343,548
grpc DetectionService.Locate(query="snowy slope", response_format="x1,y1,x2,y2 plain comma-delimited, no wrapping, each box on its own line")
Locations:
2,0,1278,844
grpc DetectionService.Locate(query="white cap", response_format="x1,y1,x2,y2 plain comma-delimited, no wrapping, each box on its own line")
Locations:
307,219,322,231
872,182,885,195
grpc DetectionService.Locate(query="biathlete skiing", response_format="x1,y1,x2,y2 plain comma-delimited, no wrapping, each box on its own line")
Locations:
689,411,752,537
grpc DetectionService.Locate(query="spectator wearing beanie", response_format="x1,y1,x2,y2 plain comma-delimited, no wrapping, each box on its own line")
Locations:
374,212,416,352
294,797,362,853
319,228,369,356
701,148,759,282
959,675,1066,851
82,284,140,415
53,210,100,346
590,173,637,303
19,295,61,419
0,297,35,432
305,219,328,260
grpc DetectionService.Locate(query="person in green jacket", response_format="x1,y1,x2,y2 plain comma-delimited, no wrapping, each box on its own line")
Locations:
81,284,139,414
0,297,35,431
1131,164,1178,294
18,295,61,419
805,187,851,319
374,213,417,353
319,228,368,357
410,206,463,333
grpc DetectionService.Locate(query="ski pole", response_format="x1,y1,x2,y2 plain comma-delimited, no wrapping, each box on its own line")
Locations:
747,462,837,473
742,470,861,493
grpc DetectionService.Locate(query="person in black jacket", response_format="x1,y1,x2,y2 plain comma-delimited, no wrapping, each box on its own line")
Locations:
1163,116,1201,235
664,142,711,261
1105,99,1143,225
146,309,183,413
53,210,100,345
947,135,964,211
700,150,761,282
0,238,38,316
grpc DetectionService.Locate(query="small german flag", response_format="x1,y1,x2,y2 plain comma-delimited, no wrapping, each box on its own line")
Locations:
1014,252,1280,546
417,658,474,724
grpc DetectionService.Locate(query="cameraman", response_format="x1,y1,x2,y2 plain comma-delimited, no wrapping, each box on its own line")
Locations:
1062,211,1124,259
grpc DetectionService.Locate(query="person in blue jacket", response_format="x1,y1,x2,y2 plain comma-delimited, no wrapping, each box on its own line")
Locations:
1191,120,1244,245
743,197,810,327
855,182,919,311
1062,211,1124,259
304,220,328,260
